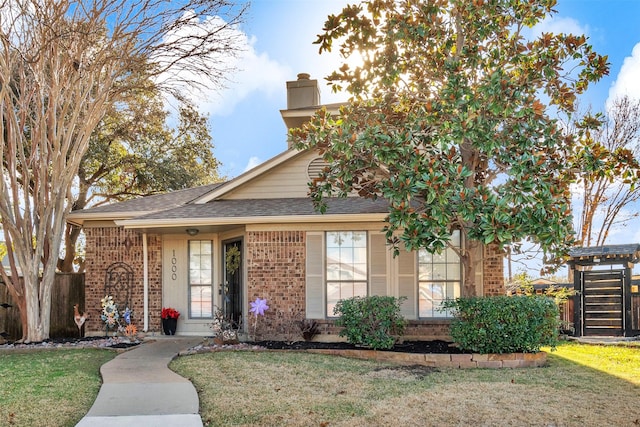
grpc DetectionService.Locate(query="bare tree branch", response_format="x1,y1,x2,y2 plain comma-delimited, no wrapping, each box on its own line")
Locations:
0,0,246,341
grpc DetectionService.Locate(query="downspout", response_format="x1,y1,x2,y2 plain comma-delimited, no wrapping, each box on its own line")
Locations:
143,232,149,332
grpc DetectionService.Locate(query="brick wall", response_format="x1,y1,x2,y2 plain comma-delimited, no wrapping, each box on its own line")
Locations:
313,319,452,341
82,227,505,340
84,227,162,335
483,243,505,296
245,231,306,339
244,232,505,341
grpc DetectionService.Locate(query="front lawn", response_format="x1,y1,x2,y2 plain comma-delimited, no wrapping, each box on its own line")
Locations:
2,342,637,426
0,349,116,427
172,342,640,426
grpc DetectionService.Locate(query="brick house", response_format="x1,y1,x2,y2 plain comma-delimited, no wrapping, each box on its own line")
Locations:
68,74,505,339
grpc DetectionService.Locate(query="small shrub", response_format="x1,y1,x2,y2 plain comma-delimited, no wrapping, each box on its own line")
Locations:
441,296,559,354
298,318,320,341
272,310,321,343
334,296,406,350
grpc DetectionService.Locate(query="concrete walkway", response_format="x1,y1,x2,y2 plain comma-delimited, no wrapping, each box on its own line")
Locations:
76,336,204,427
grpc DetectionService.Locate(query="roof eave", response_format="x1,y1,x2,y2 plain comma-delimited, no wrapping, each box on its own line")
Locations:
67,211,156,226
115,213,388,229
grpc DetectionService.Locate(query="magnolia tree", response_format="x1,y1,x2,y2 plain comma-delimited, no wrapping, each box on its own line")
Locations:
0,0,246,342
291,0,611,296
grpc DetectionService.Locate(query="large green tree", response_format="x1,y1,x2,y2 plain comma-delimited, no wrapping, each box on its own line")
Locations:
292,0,609,295
59,91,222,272
0,0,246,342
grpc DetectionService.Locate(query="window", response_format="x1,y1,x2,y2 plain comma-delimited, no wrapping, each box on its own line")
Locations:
326,231,367,316
418,231,461,318
189,240,213,318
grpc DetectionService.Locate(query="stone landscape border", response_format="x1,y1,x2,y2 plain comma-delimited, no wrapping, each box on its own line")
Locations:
306,349,547,368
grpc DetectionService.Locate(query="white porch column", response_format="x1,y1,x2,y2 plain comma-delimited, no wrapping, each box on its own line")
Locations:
143,232,149,332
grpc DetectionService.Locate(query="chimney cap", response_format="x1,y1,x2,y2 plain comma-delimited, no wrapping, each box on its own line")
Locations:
297,73,311,80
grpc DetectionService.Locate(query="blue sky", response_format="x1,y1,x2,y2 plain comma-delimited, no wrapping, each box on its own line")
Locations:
192,0,640,277
205,0,640,178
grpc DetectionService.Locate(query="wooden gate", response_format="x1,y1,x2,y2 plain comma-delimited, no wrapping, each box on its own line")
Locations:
0,273,85,340
568,244,640,337
580,270,624,336
632,282,640,335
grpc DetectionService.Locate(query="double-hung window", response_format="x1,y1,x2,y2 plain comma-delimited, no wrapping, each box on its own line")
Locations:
418,231,461,318
189,240,213,318
326,231,367,316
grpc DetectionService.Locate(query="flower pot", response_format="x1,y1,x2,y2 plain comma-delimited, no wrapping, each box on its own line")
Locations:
162,318,178,335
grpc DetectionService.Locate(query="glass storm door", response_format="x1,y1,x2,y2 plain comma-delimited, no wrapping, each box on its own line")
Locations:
223,240,243,328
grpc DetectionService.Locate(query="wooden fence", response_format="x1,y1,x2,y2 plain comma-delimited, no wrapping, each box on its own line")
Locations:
0,273,85,340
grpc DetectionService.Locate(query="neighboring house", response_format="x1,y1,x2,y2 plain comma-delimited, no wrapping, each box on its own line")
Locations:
68,74,505,339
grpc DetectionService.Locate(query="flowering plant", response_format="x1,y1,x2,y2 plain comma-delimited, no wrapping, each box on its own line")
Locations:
161,307,180,319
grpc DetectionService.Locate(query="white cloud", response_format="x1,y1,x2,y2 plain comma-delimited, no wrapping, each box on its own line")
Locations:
196,34,292,117
155,12,291,117
607,42,640,107
530,16,589,38
243,156,262,172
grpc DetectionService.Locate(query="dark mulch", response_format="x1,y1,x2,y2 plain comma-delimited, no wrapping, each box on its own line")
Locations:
251,340,466,354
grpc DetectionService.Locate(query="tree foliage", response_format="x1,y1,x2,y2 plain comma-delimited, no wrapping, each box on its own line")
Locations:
59,88,222,272
572,96,640,247
292,0,610,294
0,0,245,342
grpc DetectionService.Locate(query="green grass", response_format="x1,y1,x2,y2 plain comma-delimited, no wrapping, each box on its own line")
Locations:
2,342,638,426
0,349,116,427
172,343,640,426
544,341,640,384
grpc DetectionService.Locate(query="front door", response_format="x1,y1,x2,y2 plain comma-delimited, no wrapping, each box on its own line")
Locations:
223,240,243,328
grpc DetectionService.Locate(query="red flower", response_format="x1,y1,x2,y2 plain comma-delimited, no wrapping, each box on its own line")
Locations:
161,307,180,319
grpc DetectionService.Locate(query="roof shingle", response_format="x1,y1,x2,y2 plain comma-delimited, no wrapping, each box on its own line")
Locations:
133,197,391,221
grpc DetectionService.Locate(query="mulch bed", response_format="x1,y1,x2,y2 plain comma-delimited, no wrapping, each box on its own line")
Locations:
0,336,141,351
2,336,464,354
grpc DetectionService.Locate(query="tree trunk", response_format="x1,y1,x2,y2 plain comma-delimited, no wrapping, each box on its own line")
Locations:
24,274,44,343
461,238,482,297
58,224,82,273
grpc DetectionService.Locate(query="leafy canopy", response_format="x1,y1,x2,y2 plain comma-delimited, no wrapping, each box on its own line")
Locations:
292,0,609,280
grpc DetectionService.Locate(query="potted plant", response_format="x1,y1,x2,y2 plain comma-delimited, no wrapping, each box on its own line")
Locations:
161,307,180,335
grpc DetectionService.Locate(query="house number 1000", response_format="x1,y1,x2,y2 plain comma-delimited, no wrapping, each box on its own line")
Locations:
171,249,177,280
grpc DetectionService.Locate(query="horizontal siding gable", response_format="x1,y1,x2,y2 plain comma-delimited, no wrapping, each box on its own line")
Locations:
226,151,321,199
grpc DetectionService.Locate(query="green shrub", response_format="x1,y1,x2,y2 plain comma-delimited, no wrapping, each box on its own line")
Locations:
334,296,407,350
441,296,559,354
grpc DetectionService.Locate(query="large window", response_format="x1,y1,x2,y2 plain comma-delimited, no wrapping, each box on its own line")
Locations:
326,231,367,316
418,231,461,318
189,240,213,318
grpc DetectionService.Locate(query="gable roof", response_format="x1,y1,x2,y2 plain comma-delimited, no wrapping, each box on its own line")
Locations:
67,183,224,225
193,149,305,203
